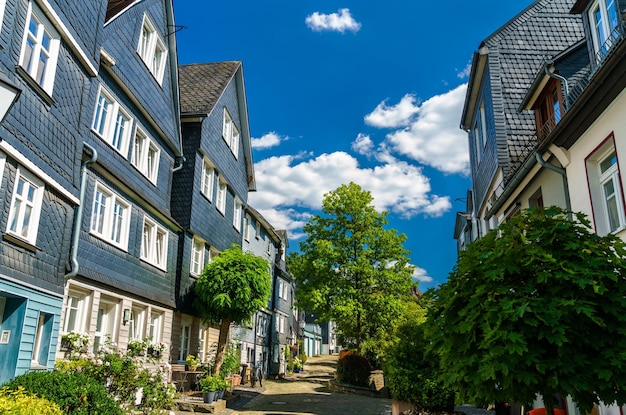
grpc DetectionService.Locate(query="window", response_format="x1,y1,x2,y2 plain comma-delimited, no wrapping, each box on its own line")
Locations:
92,87,133,157
148,309,163,343
534,82,564,139
141,217,168,269
472,101,486,165
19,2,60,95
137,14,167,83
63,289,90,333
91,183,131,249
586,139,626,235
222,108,240,158
243,215,251,241
233,198,243,231
589,0,619,57
191,237,205,276
201,158,214,201
255,222,260,239
32,312,53,366
129,306,145,340
7,169,44,244
94,297,119,351
132,128,160,184
529,188,544,209
216,180,227,213
179,318,191,361
278,281,284,299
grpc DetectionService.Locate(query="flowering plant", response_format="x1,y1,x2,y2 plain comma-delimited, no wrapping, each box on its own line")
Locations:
127,338,147,356
147,341,166,358
61,331,89,353
186,354,200,369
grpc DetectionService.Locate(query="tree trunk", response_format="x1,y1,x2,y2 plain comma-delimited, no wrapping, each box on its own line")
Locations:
212,318,232,375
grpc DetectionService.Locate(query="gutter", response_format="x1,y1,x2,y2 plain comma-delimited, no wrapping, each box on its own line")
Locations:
65,142,98,280
544,61,570,110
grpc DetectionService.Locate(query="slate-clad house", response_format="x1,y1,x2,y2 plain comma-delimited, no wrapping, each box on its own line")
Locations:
458,0,626,414
459,0,583,237
173,61,256,365
0,0,183,384
236,206,291,378
59,0,183,360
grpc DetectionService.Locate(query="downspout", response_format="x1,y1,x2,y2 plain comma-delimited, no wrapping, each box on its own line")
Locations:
544,61,570,110
165,0,185,173
65,143,98,280
535,152,572,220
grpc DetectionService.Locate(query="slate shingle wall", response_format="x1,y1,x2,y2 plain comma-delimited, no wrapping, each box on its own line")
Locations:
471,0,584,211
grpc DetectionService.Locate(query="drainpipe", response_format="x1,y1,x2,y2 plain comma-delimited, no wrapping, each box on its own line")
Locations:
535,152,572,220
172,155,185,172
544,61,570,110
65,143,98,280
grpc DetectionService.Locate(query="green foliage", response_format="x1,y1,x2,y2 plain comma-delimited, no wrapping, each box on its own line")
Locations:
220,343,241,378
425,207,626,412
289,182,415,356
296,339,307,363
336,352,372,387
199,375,223,392
60,331,89,354
55,341,177,413
194,244,271,374
384,319,453,410
0,386,63,415
4,371,122,415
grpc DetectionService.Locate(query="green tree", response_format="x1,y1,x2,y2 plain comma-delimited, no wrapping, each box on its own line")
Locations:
425,207,626,413
289,182,414,356
194,244,271,375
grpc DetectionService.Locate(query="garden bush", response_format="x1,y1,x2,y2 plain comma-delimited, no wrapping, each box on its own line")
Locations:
4,370,122,415
0,386,63,415
384,321,453,411
336,352,372,387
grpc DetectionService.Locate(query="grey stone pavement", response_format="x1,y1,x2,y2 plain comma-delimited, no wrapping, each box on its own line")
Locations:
175,353,496,415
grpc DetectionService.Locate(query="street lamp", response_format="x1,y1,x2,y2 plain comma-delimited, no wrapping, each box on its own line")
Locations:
299,316,306,337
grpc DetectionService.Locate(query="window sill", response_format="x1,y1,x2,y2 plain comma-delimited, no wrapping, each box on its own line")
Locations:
3,233,39,252
15,66,55,106
29,362,48,370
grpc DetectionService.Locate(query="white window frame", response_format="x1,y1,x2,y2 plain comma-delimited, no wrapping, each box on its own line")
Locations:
137,14,167,84
90,182,131,250
132,127,160,184
92,86,133,157
93,296,119,351
216,180,227,214
129,306,146,341
191,237,205,276
63,288,90,333
222,108,240,159
141,216,168,270
233,198,242,232
19,2,60,95
243,214,251,241
201,158,214,201
148,309,163,343
179,317,192,362
588,0,619,56
586,139,626,235
6,168,44,244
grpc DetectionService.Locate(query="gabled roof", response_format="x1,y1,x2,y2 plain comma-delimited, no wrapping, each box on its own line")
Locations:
178,61,256,191
178,62,241,116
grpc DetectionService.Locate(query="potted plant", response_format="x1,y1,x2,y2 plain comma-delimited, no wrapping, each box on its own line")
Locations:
216,377,228,400
146,341,165,358
186,354,200,371
199,375,220,403
60,331,89,354
293,357,303,373
127,338,147,357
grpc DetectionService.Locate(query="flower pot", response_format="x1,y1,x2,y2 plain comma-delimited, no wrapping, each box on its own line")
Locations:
231,374,242,386
217,389,225,400
203,391,217,403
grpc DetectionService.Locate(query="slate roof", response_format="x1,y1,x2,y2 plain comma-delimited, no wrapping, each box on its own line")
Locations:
178,62,241,115
465,0,585,192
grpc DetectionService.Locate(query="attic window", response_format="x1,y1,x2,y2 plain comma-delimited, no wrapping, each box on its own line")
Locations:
137,14,167,84
533,79,564,140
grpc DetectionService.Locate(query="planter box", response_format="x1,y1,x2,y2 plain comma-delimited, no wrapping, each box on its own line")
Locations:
392,400,416,415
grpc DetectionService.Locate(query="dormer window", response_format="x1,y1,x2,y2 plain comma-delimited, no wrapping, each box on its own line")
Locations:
588,0,619,58
533,80,564,140
137,14,167,84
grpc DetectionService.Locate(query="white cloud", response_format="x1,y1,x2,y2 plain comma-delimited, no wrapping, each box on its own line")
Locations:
412,266,433,283
248,151,451,240
351,133,374,155
364,94,420,128
305,8,361,33
251,132,286,150
384,84,469,175
457,61,472,79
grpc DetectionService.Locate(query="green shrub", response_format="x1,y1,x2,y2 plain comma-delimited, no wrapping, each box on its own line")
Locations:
0,386,63,415
220,343,241,378
4,370,123,415
336,353,371,387
384,322,453,411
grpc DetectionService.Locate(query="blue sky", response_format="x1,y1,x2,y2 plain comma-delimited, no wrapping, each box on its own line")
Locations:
173,0,532,290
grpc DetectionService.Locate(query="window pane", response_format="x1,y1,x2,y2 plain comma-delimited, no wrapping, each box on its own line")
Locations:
600,152,616,174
